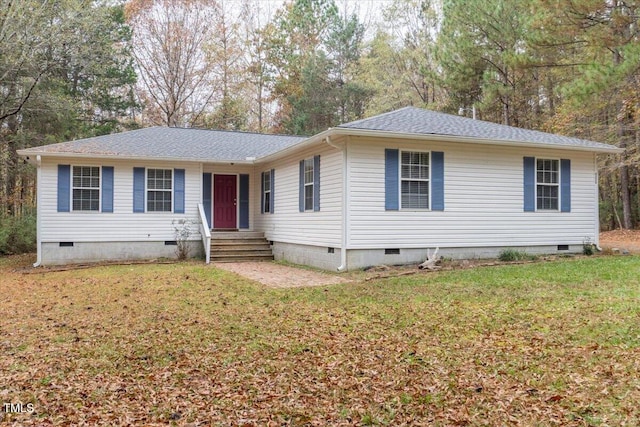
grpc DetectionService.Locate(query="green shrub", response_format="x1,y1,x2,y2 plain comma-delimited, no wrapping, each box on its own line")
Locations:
583,238,595,256
0,213,37,255
498,248,535,262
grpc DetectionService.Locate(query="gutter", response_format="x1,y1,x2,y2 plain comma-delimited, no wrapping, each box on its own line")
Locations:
33,155,42,267
324,136,348,272
17,151,257,165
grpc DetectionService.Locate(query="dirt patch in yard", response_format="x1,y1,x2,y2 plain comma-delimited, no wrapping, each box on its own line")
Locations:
600,229,640,253
212,261,352,288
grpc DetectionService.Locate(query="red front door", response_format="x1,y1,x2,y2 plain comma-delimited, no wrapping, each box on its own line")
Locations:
213,174,237,229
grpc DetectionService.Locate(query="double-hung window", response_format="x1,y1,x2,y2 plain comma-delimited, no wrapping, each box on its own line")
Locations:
72,166,100,211
385,149,444,211
263,172,271,213
536,159,559,210
299,156,320,212
58,165,113,213
261,169,274,214
401,151,430,209
133,167,184,214
147,169,172,212
303,158,314,211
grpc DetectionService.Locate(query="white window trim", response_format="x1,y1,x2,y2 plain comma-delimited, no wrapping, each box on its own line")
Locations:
262,170,272,214
535,157,560,212
303,158,314,211
146,168,174,213
399,149,431,211
71,165,101,212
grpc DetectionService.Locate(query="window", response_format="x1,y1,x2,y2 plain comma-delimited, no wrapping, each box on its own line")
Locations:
262,170,272,214
304,158,314,211
72,166,100,211
536,159,559,210
401,151,430,209
147,169,172,212
299,156,320,213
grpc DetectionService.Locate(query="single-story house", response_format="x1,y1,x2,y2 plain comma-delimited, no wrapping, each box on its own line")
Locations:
19,107,620,271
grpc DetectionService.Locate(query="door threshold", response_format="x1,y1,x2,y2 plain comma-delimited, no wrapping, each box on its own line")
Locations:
213,228,239,232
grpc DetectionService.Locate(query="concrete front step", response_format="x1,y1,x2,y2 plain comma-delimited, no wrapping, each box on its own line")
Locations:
211,231,266,239
211,239,270,246
209,231,273,262
210,253,274,262
211,249,273,256
211,244,271,251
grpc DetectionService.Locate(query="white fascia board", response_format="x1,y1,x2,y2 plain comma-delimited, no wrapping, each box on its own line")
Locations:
16,150,256,165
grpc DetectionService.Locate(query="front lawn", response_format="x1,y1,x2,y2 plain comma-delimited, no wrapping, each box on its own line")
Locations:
1,255,639,425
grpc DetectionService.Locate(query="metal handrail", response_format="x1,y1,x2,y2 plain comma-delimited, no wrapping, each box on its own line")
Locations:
197,203,211,263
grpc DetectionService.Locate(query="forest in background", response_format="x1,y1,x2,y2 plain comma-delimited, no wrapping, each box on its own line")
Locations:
1,0,639,253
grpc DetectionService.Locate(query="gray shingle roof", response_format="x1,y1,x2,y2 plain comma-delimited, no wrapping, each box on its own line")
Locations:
20,127,306,162
20,107,618,161
338,106,618,151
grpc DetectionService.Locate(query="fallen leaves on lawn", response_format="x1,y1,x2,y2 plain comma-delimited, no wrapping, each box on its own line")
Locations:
0,254,639,426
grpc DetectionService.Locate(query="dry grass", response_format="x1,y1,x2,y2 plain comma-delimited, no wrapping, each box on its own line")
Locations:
1,254,639,426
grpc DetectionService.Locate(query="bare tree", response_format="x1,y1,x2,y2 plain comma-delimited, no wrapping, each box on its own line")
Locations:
126,0,218,127
240,0,277,132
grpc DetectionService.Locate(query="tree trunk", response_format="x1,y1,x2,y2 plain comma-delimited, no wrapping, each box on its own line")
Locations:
620,168,632,228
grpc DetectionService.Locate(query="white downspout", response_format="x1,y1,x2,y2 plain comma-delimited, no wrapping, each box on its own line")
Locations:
33,155,42,267
324,136,348,271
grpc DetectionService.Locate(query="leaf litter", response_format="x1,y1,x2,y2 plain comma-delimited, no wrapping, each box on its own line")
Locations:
0,254,639,425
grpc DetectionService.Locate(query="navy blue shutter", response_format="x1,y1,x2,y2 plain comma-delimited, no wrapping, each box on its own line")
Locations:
560,159,571,212
299,160,304,212
523,157,535,212
239,174,249,228
385,149,399,210
57,165,71,212
270,169,275,214
174,169,185,213
133,167,145,213
431,151,444,211
202,173,212,228
260,171,265,214
313,155,320,212
101,166,114,213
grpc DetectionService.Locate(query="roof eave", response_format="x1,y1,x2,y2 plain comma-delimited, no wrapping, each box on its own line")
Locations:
332,127,623,154
16,150,256,165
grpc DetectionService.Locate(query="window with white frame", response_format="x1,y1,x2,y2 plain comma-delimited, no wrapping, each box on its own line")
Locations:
304,158,314,211
262,171,271,213
147,169,172,212
536,159,559,210
401,151,430,209
72,166,100,211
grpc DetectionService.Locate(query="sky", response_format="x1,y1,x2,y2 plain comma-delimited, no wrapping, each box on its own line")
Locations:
224,0,394,37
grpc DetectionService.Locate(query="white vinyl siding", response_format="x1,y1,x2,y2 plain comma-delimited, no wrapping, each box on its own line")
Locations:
254,145,342,247
72,166,100,211
347,136,598,249
40,158,200,242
